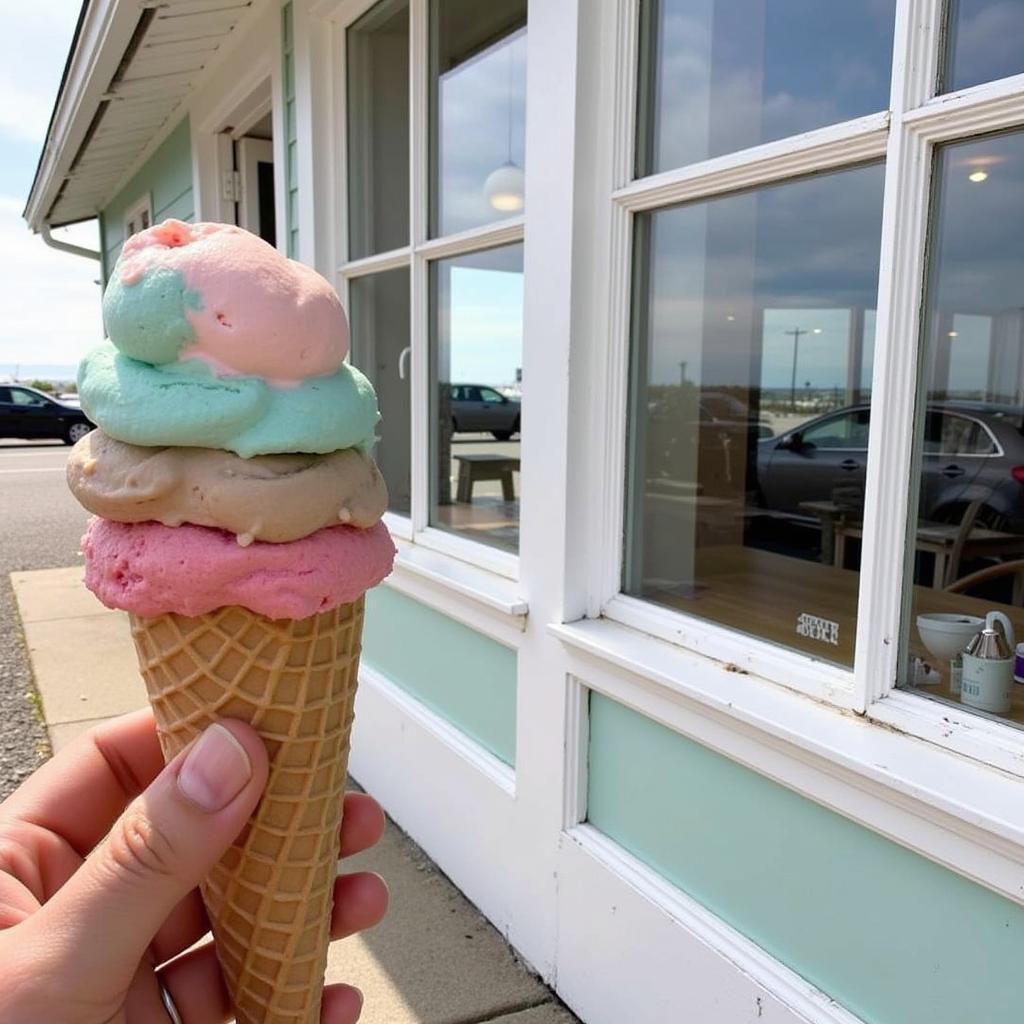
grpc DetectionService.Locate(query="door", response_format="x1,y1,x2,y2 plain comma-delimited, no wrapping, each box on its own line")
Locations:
237,138,276,247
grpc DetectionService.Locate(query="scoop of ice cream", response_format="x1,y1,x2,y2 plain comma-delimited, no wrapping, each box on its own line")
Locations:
83,518,397,619
68,430,388,543
78,340,379,458
104,220,349,385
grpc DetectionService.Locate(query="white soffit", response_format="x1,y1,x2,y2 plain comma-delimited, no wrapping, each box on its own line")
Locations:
45,0,253,227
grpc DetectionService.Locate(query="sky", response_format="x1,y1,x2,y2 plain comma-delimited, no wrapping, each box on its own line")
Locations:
0,0,104,376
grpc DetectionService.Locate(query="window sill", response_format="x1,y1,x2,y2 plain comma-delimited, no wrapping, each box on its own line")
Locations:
551,615,1024,907
382,535,529,645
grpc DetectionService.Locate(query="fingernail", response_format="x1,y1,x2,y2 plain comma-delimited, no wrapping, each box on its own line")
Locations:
178,724,252,811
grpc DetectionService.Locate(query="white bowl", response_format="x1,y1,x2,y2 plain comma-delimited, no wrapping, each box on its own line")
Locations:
916,613,983,661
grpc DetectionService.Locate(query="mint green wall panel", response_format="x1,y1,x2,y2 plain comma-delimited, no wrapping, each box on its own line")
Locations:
99,116,193,270
362,586,516,765
587,693,1024,1024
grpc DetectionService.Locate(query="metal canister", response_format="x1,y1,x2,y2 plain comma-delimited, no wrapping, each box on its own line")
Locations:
961,626,1014,714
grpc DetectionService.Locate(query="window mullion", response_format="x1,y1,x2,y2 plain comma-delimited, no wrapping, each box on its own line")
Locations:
409,0,429,536
853,0,943,711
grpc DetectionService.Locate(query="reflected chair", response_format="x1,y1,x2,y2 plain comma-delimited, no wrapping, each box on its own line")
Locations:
945,557,1024,605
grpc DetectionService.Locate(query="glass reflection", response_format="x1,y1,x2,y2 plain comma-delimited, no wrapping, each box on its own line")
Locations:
904,130,1024,728
347,0,410,260
636,0,896,177
430,0,527,237
941,0,1024,93
430,244,524,553
625,164,884,666
349,268,411,516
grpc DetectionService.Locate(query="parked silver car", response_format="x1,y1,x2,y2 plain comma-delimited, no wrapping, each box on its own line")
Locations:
757,402,1024,530
450,384,521,440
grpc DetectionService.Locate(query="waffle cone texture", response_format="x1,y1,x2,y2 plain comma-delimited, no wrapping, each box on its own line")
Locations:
129,599,365,1024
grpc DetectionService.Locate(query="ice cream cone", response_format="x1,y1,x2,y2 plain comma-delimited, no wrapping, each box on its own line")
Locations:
128,599,365,1024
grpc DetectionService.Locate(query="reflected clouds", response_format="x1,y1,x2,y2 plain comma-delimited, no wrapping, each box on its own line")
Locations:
640,0,896,175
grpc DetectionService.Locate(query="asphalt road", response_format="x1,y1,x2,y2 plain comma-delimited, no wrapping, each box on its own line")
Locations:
0,439,92,798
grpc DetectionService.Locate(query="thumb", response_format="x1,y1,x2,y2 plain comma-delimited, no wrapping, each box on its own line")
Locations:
34,720,268,987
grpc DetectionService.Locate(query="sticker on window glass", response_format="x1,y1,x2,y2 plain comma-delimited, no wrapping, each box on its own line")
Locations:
796,613,839,646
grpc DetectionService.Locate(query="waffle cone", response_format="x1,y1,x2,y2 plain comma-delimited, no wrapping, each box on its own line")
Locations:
128,599,365,1024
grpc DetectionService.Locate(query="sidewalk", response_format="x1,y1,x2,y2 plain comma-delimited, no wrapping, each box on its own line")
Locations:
11,567,578,1024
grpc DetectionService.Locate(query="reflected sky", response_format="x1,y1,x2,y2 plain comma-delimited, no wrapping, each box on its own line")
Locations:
923,129,1024,405
434,26,527,236
641,163,885,391
943,0,1024,92
638,0,895,175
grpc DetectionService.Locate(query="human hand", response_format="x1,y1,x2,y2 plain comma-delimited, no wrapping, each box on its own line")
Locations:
0,708,388,1023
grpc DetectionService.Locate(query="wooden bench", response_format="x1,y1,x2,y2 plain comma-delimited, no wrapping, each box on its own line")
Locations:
454,454,520,503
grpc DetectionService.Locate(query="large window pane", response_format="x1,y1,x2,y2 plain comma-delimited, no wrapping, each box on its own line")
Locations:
625,164,884,666
347,0,410,259
903,130,1024,728
941,0,1024,93
430,0,526,237
430,244,523,553
350,268,411,516
635,0,896,178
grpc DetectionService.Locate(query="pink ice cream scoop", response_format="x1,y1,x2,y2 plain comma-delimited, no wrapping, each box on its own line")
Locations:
83,517,397,619
116,220,349,385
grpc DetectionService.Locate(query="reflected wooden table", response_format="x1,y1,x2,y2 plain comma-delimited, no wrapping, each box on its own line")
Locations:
645,544,1024,725
799,500,1024,585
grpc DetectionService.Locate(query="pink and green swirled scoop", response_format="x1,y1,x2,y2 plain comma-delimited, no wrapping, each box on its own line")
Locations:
74,219,395,619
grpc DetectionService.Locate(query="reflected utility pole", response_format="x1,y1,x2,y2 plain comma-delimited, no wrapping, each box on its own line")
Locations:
785,327,807,410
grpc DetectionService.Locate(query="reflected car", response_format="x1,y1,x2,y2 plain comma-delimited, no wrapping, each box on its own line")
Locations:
450,384,521,440
0,385,94,445
756,402,1024,530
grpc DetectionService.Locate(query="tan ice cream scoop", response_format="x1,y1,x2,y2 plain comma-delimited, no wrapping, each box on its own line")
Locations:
68,429,388,544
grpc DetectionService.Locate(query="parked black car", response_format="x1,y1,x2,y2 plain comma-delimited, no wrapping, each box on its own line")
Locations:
757,402,1024,530
450,384,521,440
0,385,94,445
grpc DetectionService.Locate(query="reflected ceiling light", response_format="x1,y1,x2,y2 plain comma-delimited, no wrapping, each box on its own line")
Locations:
484,162,525,212
812,328,823,334
485,35,525,214
726,313,736,321
968,170,988,183
948,330,959,337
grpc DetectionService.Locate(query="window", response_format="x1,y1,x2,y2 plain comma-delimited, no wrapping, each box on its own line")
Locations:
349,267,411,515
624,164,884,667
902,128,1024,729
635,0,896,176
346,0,409,260
430,1,526,236
603,0,1024,761
431,244,523,553
342,0,526,568
124,195,152,238
10,389,49,407
939,0,1024,93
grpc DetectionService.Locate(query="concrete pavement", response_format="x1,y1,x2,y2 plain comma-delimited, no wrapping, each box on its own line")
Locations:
10,566,578,1024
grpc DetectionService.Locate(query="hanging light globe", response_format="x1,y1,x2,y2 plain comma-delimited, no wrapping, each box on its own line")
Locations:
484,161,525,212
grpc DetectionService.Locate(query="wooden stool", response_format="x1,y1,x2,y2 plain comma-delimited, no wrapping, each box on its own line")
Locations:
454,454,520,502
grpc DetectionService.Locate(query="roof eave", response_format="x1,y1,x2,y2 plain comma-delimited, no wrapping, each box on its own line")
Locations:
23,0,144,232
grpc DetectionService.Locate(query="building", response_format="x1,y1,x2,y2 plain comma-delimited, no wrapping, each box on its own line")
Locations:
24,2,1024,1021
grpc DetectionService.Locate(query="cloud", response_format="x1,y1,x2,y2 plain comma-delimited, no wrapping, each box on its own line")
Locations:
0,196,104,366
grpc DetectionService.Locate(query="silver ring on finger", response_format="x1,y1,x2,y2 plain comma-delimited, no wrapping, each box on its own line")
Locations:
160,982,185,1024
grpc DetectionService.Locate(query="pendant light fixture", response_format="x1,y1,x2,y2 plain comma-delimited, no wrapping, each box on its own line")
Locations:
484,34,524,213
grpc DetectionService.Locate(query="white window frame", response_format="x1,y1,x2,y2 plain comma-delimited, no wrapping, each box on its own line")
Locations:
123,193,153,238
328,0,525,582
574,0,1024,776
